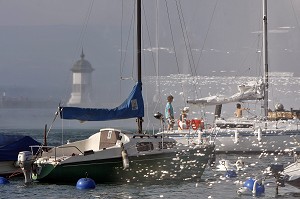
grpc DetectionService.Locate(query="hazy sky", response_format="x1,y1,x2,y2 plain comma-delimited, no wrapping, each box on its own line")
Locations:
0,0,300,103
0,1,120,26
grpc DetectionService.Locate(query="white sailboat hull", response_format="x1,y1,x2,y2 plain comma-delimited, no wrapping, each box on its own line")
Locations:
0,161,19,175
284,160,300,189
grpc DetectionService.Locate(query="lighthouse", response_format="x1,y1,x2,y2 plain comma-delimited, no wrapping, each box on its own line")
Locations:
67,50,94,107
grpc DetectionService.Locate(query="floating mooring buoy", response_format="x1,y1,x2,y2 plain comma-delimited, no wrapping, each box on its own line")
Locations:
237,178,265,196
225,170,237,178
0,177,10,185
76,177,96,190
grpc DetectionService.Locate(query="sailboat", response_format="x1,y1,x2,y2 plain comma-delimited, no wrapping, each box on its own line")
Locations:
18,0,214,184
163,0,300,154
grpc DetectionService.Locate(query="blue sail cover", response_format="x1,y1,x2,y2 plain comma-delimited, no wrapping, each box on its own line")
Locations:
0,134,40,161
60,82,144,121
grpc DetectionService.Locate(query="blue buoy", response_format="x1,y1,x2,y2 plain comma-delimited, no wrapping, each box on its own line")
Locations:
0,177,10,185
225,170,237,178
76,178,96,190
244,178,255,190
255,183,265,195
243,178,265,196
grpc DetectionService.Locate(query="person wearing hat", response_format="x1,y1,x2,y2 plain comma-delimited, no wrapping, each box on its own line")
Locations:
178,107,189,130
165,95,174,130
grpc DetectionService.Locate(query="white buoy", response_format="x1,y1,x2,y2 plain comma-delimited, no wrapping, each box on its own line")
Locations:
256,127,262,142
234,130,239,144
198,131,202,145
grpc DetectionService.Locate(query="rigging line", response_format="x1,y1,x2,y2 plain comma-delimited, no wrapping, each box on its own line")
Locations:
164,0,187,106
143,0,164,114
175,0,192,74
290,0,300,31
256,4,264,78
163,0,180,76
161,1,185,84
61,0,94,110
82,0,94,50
249,22,263,82
178,0,205,102
75,0,94,56
142,2,157,75
34,107,60,157
192,0,218,101
165,0,186,106
119,1,135,100
256,32,263,78
142,60,151,132
132,0,136,81
46,109,60,139
153,95,162,113
120,3,135,81
195,0,218,74
154,0,163,111
196,0,219,74
119,0,124,98
237,33,261,77
175,0,196,102
257,5,264,111
143,0,163,113
177,1,196,75
118,2,136,95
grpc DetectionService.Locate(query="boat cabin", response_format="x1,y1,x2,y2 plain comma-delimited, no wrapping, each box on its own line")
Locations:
39,128,177,159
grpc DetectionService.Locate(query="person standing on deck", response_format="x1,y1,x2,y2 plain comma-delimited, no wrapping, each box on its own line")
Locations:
165,95,174,130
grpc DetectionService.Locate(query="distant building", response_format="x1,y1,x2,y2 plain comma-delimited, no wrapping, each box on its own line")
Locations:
67,50,94,107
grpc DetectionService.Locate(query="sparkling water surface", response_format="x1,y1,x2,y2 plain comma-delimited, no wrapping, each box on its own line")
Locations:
0,129,300,199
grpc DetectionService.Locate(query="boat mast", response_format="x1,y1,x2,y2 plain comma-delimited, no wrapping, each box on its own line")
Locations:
263,0,269,118
137,0,143,133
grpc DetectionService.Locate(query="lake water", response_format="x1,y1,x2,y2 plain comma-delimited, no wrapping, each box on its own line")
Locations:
1,76,300,198
1,129,300,199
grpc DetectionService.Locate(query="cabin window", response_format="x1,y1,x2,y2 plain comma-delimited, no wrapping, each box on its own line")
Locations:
136,142,154,152
159,142,176,149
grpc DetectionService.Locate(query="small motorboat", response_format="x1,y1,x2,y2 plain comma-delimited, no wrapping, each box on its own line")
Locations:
283,154,300,189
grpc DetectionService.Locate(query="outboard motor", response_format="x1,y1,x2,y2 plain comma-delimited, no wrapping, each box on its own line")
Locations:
154,112,164,121
18,151,34,184
154,112,165,129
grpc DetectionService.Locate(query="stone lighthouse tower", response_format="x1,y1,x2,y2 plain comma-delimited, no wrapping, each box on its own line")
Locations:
67,50,94,107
